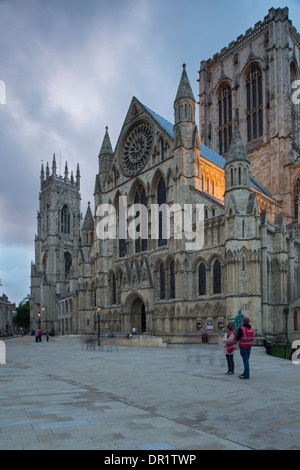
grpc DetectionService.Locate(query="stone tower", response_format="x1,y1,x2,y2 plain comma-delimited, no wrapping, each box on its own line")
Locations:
30,155,81,332
199,7,300,233
224,119,261,336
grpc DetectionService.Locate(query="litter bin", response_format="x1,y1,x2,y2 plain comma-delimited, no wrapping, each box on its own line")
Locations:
202,333,208,344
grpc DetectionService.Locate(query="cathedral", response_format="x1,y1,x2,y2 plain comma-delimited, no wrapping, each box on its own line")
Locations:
30,7,300,345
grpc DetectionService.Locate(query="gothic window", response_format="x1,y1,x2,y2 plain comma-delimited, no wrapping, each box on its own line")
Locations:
294,177,300,223
213,259,221,294
170,260,175,299
64,252,72,276
112,273,116,304
246,65,263,142
218,85,233,155
118,196,126,258
134,184,147,253
160,262,165,300
157,177,167,247
198,263,206,295
61,204,70,235
160,139,165,161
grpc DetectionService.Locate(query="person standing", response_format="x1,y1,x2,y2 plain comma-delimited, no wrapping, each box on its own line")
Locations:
236,316,253,379
223,324,236,374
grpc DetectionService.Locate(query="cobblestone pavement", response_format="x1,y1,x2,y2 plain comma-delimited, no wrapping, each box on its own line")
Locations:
0,335,299,450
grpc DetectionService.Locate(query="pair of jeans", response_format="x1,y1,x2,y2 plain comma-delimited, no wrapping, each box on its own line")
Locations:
226,354,234,373
240,347,251,378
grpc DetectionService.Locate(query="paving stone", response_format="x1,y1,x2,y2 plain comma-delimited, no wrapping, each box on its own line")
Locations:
0,336,299,450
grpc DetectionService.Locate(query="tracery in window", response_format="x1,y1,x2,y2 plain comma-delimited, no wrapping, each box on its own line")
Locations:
170,260,175,299
64,252,72,276
213,259,221,294
61,204,70,235
218,85,233,155
198,263,206,295
246,65,263,142
160,262,165,300
157,177,167,247
134,184,147,253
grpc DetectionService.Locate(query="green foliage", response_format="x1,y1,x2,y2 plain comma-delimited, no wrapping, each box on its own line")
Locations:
13,295,30,328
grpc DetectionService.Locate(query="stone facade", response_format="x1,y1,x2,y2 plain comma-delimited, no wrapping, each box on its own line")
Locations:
0,294,14,336
30,8,300,344
199,7,300,231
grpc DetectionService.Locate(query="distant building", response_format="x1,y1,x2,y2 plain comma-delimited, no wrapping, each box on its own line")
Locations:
0,294,14,335
30,7,300,344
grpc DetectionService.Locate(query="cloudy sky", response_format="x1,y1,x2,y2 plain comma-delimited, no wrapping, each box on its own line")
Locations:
1,0,300,306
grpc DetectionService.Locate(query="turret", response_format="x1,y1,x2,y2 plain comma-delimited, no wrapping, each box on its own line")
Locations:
224,117,251,213
52,154,57,176
173,64,199,151
81,202,94,246
98,127,113,174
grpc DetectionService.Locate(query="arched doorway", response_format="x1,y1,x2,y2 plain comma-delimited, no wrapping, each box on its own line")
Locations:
131,297,146,333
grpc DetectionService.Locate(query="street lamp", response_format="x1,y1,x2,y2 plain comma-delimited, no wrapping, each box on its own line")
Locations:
97,306,101,347
37,312,41,329
42,307,48,341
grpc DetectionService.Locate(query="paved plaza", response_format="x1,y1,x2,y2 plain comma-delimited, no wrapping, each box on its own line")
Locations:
0,335,299,451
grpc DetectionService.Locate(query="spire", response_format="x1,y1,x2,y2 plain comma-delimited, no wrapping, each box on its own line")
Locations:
76,163,80,189
99,127,113,157
52,153,57,175
82,202,94,232
226,117,249,164
40,163,44,183
175,64,195,103
99,127,113,174
64,162,69,181
46,162,50,178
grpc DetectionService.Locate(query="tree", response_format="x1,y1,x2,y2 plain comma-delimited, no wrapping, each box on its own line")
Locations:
13,295,30,329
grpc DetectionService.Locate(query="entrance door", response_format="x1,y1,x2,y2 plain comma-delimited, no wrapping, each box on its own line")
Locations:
131,298,146,333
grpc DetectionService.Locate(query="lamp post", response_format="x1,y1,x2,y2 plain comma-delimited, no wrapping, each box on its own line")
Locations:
42,307,49,341
97,306,101,347
37,312,41,329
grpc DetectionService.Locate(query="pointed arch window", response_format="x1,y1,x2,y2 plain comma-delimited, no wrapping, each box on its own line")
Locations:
160,262,165,300
170,260,175,299
117,196,126,258
246,65,263,142
198,263,206,295
213,260,221,294
64,252,72,276
157,177,167,247
134,185,147,253
112,273,116,304
61,204,70,234
218,85,233,155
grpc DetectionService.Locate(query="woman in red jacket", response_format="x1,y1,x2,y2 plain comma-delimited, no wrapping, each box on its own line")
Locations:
223,324,236,375
236,316,253,379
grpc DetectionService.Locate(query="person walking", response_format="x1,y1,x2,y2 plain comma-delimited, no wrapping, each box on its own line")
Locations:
236,316,253,379
223,324,236,374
